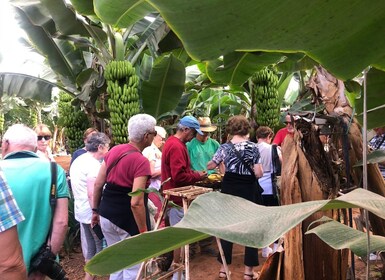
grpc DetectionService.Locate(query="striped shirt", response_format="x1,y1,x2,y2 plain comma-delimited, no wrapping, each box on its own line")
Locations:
0,169,25,232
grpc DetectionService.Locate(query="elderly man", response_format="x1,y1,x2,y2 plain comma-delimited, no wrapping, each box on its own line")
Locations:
272,113,295,146
0,170,26,279
1,124,70,279
187,117,220,175
187,117,220,257
161,116,207,279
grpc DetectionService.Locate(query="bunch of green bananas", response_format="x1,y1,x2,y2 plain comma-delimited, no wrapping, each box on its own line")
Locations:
252,68,280,128
0,113,4,134
105,60,140,144
58,91,90,153
30,109,38,128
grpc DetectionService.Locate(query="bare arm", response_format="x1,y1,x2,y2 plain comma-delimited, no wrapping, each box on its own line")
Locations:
149,160,161,178
131,176,148,233
254,163,263,179
207,160,217,170
0,226,27,279
49,198,68,255
91,162,107,226
87,177,96,208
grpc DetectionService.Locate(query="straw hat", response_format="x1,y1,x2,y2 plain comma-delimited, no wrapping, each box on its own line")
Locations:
198,117,217,132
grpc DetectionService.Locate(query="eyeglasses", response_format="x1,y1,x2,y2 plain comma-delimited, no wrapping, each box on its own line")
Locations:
147,131,157,136
37,135,51,141
284,122,293,125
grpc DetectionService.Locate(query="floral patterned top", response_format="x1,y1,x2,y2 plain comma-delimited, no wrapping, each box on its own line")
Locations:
211,141,261,175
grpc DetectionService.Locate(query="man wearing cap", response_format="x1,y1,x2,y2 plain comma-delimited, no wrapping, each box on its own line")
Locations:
187,117,220,257
187,117,220,175
161,116,207,278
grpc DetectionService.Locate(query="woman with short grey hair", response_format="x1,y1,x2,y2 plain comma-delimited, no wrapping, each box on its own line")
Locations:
128,114,157,142
92,114,156,280
70,132,110,280
85,132,111,153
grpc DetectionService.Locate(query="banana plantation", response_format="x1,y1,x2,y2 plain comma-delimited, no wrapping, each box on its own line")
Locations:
1,0,385,279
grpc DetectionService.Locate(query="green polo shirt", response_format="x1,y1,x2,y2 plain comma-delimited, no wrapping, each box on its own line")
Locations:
0,151,70,272
187,137,220,175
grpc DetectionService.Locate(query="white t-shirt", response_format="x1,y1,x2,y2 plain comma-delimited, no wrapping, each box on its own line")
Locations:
142,143,162,191
257,141,281,195
70,152,101,223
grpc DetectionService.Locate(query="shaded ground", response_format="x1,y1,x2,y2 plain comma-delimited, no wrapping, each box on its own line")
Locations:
60,243,382,280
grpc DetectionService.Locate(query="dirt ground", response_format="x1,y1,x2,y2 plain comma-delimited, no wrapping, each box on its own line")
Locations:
60,243,383,280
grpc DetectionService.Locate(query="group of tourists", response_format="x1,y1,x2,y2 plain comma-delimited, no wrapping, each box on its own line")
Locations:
0,112,307,280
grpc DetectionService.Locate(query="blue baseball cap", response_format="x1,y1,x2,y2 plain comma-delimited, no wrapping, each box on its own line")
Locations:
179,116,203,135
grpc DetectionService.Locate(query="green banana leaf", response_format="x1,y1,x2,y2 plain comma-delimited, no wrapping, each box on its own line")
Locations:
206,52,284,86
95,0,385,80
141,54,185,118
94,0,155,27
276,54,318,73
13,5,82,85
86,188,385,275
355,68,385,130
69,0,95,16
41,0,89,36
354,150,385,167
0,72,71,102
306,217,385,257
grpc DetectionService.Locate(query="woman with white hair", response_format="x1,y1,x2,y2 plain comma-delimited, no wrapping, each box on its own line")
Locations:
91,114,156,280
70,132,110,280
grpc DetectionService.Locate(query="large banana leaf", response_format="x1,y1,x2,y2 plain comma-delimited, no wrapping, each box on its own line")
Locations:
306,217,385,257
86,188,385,275
13,4,81,85
0,72,70,102
95,0,385,80
206,52,284,86
40,0,89,36
141,54,185,118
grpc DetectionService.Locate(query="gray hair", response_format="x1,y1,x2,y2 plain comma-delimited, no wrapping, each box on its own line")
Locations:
176,123,189,131
128,114,156,142
85,132,110,152
3,124,37,149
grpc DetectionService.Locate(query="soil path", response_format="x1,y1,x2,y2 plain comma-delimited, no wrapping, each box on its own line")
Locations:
60,243,382,280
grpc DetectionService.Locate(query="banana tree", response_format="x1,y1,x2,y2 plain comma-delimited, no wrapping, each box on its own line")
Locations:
93,0,385,129
5,0,189,125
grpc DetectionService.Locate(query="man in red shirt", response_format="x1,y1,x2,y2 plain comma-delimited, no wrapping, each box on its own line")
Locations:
273,114,295,146
161,116,207,277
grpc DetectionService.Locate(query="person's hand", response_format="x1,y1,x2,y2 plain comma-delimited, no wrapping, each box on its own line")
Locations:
198,170,208,180
28,271,46,280
91,212,100,227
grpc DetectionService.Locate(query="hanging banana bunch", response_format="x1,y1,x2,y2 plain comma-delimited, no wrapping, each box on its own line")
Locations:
30,108,38,128
252,67,280,128
104,59,140,144
57,91,90,153
0,112,4,134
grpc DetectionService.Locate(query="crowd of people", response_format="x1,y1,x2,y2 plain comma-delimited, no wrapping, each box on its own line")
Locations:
4,113,380,280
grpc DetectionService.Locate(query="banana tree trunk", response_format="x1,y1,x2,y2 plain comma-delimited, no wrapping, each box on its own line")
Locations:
280,66,385,279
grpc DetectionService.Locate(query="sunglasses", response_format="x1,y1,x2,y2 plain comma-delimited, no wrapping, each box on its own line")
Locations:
284,122,293,125
37,135,51,141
